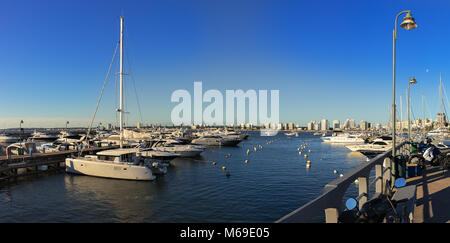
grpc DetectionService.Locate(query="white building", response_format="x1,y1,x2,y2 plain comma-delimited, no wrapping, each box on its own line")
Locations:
320,119,329,131
332,120,340,130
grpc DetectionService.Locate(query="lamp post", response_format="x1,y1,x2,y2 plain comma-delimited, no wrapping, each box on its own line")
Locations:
19,120,24,140
392,11,418,160
66,121,69,129
408,76,417,142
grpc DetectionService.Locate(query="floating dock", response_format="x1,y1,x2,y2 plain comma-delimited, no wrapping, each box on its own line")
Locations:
0,146,119,181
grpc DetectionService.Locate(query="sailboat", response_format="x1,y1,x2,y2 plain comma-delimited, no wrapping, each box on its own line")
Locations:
65,16,156,181
427,74,449,139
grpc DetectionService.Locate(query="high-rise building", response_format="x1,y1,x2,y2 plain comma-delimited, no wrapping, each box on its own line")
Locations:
320,119,329,131
307,121,315,130
332,120,340,130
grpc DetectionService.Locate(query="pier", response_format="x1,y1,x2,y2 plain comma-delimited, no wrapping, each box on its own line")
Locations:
0,146,119,181
276,141,449,223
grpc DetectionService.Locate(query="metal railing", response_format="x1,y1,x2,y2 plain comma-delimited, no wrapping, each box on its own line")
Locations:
276,141,408,223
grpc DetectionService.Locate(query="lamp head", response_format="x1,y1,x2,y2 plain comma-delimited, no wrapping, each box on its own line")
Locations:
409,76,417,85
400,12,418,30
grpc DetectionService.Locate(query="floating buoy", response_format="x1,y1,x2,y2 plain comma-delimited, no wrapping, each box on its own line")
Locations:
244,159,249,163
306,164,311,168
354,179,359,184
339,174,344,178
212,162,216,165
333,170,338,174
304,154,308,158
308,149,311,153
222,166,227,171
306,160,311,164
299,151,302,155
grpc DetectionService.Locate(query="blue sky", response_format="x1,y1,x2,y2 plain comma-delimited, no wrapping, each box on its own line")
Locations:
1,0,450,128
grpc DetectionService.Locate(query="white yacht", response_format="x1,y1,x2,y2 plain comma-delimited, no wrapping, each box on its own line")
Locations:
285,132,299,136
66,149,156,180
321,132,365,144
191,135,242,146
427,127,449,138
345,137,393,159
151,140,205,157
0,134,19,143
65,16,157,181
6,142,38,155
28,131,58,143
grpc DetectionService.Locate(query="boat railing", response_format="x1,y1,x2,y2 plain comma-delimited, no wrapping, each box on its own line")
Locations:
276,141,408,223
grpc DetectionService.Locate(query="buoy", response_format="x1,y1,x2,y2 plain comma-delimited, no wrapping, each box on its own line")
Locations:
212,162,216,165
244,159,249,163
354,179,359,184
339,174,344,178
308,149,311,153
307,160,311,164
306,164,311,168
222,166,226,171
333,170,338,174
304,154,308,158
226,172,231,177
299,151,302,155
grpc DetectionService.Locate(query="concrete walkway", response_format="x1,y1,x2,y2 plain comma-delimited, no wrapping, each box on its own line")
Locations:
406,166,449,223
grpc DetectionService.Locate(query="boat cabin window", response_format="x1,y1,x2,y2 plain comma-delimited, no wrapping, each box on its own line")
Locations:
97,155,116,161
373,142,387,145
120,153,135,162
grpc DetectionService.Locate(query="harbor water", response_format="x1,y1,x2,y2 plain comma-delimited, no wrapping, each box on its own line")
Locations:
0,131,367,222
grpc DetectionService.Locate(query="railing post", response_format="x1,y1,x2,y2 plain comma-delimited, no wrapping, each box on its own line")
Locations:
358,176,369,209
375,164,383,194
383,157,392,195
325,208,339,223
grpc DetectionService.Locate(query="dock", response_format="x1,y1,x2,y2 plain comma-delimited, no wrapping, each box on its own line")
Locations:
276,142,449,223
407,165,449,223
0,146,119,181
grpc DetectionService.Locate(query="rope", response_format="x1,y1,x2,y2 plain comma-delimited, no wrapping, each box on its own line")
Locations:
80,41,120,156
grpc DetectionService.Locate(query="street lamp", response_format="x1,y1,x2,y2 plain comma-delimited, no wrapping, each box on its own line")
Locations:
408,76,417,142
392,10,418,161
66,121,69,129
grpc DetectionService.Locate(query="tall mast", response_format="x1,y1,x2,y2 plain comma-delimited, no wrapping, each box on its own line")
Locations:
422,93,424,128
119,16,124,148
400,95,403,132
440,73,444,117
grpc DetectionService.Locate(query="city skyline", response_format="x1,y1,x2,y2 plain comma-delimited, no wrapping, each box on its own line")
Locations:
2,0,450,128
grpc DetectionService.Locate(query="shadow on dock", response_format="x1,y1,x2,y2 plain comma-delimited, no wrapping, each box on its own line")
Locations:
407,166,450,223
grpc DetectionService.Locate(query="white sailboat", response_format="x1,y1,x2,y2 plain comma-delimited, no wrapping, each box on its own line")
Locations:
65,16,155,181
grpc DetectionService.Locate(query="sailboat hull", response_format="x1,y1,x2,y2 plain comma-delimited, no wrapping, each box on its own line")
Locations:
65,158,155,181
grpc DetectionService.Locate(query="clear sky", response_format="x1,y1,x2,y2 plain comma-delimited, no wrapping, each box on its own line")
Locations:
1,0,450,128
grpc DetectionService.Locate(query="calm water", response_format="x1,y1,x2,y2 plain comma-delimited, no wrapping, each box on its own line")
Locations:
0,132,367,222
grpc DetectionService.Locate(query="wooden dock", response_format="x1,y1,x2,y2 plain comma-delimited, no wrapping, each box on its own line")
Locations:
407,165,449,223
0,146,119,181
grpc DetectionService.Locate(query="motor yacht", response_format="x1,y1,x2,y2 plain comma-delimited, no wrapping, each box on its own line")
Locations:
191,135,242,146
151,140,205,157
0,134,20,143
321,132,365,144
28,131,58,143
6,142,38,155
345,136,393,158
